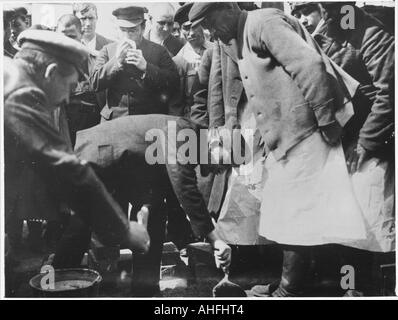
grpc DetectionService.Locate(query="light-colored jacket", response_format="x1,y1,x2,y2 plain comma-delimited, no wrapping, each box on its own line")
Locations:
237,9,342,160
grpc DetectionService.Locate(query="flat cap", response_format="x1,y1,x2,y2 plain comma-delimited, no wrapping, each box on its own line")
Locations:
290,2,319,15
189,2,220,27
112,6,146,28
174,2,193,25
18,30,90,75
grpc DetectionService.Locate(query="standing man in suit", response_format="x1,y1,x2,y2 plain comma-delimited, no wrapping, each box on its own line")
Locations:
90,6,179,120
189,2,368,297
57,14,105,146
72,2,112,73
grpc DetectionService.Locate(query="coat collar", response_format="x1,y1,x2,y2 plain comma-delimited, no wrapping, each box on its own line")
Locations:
221,39,239,63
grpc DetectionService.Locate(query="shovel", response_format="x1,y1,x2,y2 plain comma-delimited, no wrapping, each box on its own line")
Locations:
212,265,247,297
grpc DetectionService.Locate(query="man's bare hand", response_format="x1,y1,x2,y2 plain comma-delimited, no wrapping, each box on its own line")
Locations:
125,49,147,72
320,121,342,146
213,239,232,270
345,143,370,174
115,41,132,67
137,206,149,229
124,221,150,254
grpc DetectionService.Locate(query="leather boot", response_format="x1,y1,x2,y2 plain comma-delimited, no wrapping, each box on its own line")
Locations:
272,245,311,297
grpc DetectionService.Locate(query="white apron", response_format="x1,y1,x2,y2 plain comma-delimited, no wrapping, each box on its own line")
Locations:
346,157,395,252
259,131,367,246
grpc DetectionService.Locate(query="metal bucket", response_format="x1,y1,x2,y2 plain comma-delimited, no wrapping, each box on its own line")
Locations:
29,268,102,297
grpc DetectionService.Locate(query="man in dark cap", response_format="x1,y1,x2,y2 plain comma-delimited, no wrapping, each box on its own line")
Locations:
189,2,369,297
90,5,179,119
290,2,323,34
173,2,213,115
4,30,150,291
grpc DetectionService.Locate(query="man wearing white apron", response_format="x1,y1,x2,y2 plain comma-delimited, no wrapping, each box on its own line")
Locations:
189,2,368,296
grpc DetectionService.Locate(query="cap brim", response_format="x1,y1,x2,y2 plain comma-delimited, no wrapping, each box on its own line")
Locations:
191,16,206,28
115,19,144,28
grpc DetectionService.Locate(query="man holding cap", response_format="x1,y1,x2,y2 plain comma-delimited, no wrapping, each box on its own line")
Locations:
4,30,150,275
189,3,367,297
91,6,179,120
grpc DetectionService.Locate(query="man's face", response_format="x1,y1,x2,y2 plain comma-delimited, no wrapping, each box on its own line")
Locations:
119,24,145,43
46,66,79,107
187,24,205,49
202,9,234,44
153,14,174,39
76,9,97,39
294,8,322,33
181,22,190,40
58,24,82,41
11,16,29,41
172,22,181,38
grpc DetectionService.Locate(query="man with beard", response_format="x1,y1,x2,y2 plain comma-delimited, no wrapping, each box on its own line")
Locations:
189,2,368,297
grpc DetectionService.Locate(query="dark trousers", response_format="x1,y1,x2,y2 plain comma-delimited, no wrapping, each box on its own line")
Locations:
272,245,312,297
53,165,169,296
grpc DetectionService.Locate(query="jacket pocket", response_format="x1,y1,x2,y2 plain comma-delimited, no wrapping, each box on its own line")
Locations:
98,145,113,167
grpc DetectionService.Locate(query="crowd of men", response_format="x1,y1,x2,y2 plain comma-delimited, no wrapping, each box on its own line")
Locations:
3,2,395,297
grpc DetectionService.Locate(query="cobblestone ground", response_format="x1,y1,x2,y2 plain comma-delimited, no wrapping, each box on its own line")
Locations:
6,239,394,297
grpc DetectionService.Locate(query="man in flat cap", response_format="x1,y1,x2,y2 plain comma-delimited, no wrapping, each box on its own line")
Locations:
173,2,213,117
189,2,368,297
290,2,323,34
4,30,150,290
91,5,179,120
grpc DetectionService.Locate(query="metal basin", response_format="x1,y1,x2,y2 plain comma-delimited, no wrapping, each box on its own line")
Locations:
29,268,102,297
